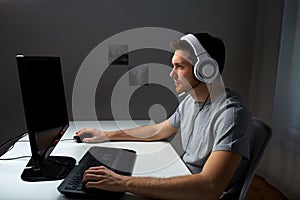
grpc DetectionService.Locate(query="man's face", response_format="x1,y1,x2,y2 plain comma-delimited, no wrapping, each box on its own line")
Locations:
170,50,199,94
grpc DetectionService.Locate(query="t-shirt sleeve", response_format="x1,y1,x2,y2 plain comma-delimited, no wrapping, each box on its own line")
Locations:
168,95,192,128
168,103,182,129
212,103,253,160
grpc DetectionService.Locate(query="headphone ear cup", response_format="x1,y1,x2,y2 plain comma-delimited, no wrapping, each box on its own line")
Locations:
194,55,219,83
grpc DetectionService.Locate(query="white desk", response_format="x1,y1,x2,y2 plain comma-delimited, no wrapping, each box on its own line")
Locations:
0,121,191,200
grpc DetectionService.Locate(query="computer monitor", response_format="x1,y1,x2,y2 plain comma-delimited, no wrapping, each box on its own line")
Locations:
16,55,75,182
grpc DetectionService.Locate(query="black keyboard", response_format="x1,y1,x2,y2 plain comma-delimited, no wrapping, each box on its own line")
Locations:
58,146,136,198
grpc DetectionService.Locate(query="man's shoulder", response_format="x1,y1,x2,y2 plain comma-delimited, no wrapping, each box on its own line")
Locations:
225,88,241,98
211,88,251,118
224,88,247,105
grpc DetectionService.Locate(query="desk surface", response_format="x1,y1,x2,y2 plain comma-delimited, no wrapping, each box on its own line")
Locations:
0,121,190,200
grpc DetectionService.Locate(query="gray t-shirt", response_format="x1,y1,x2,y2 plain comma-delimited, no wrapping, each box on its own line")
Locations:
168,89,253,198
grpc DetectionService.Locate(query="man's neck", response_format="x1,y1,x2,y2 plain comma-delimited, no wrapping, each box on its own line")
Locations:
189,77,226,103
189,83,210,103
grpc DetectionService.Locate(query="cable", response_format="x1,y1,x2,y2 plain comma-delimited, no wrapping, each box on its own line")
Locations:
0,132,28,155
17,140,29,142
60,138,75,142
0,133,30,161
0,156,31,161
0,132,74,161
0,132,28,149
6,143,15,152
184,94,210,151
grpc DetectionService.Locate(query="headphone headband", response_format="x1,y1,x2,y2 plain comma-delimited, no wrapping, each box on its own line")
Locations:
180,34,207,57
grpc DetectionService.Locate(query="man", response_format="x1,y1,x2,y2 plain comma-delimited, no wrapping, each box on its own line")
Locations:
77,33,253,199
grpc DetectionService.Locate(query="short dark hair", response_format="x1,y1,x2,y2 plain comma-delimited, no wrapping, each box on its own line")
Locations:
170,32,225,74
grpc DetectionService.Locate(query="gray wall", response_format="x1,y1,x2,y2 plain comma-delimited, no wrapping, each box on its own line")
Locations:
0,0,259,145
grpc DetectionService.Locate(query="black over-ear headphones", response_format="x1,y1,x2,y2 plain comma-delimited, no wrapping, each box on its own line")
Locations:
180,34,219,83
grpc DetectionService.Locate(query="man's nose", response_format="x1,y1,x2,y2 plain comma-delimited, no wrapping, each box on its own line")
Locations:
169,68,177,78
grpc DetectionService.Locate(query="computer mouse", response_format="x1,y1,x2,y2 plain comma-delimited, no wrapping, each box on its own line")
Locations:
73,133,93,143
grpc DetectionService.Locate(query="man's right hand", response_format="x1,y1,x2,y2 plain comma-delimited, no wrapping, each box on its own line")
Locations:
75,128,109,143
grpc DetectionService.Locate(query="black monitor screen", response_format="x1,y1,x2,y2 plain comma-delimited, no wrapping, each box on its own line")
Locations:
16,55,70,173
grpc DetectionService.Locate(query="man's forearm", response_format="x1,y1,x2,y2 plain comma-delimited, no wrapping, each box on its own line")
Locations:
122,174,218,200
106,125,159,141
107,120,177,142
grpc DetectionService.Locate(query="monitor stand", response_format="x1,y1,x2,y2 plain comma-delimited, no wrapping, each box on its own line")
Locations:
21,156,76,182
